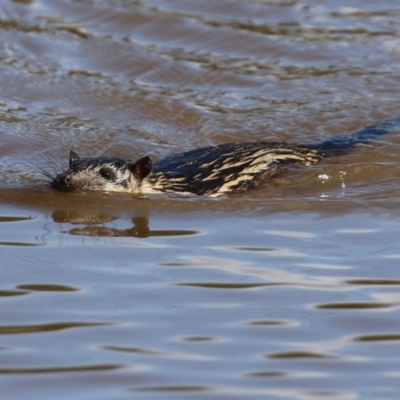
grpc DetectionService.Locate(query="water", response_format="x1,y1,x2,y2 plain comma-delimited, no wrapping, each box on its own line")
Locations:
1,1,400,399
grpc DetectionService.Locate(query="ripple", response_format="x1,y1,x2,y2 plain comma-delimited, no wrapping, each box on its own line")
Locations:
246,319,291,327
316,302,391,310
133,385,211,393
102,345,159,356
234,247,274,252
347,279,400,286
0,289,29,297
268,351,337,359
247,370,327,378
16,284,78,292
102,345,214,361
0,241,40,247
182,336,215,342
0,322,110,334
264,230,316,238
247,371,286,378
176,282,273,289
0,364,122,374
0,216,32,223
353,334,400,342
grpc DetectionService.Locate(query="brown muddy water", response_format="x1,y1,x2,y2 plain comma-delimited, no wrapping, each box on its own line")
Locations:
1,1,400,399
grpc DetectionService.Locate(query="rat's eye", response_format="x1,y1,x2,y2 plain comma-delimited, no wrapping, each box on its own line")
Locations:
99,168,112,180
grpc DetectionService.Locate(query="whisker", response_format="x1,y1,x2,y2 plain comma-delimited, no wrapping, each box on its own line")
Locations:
40,149,60,176
16,160,54,185
34,166,54,180
21,162,54,180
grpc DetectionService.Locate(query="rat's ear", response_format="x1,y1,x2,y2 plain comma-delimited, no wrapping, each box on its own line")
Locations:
69,150,80,166
129,156,152,181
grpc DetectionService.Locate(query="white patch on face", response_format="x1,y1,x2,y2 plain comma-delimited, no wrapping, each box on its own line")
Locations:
67,163,140,193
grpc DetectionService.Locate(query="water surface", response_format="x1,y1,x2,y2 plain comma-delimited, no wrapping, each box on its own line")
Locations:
1,1,400,399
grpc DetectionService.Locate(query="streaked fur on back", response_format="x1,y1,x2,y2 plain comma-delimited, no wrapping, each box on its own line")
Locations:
144,142,322,196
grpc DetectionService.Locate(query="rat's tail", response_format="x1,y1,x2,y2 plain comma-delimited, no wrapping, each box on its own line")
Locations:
316,117,400,158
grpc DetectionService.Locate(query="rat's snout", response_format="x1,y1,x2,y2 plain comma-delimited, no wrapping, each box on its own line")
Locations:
51,173,73,191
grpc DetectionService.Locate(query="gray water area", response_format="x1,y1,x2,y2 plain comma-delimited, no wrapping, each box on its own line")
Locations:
2,196,400,399
1,0,400,399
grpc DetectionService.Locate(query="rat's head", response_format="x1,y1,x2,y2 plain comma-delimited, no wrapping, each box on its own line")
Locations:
51,150,152,193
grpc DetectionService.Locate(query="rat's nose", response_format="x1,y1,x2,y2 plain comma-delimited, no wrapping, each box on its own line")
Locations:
51,173,72,191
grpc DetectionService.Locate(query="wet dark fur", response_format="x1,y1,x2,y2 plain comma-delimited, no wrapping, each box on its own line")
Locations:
51,118,400,197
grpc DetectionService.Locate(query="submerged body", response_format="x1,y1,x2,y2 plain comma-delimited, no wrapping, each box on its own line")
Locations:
51,143,321,196
51,118,400,196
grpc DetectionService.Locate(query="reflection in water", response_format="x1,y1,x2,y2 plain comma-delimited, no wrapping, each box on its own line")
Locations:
52,210,118,225
52,211,199,238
